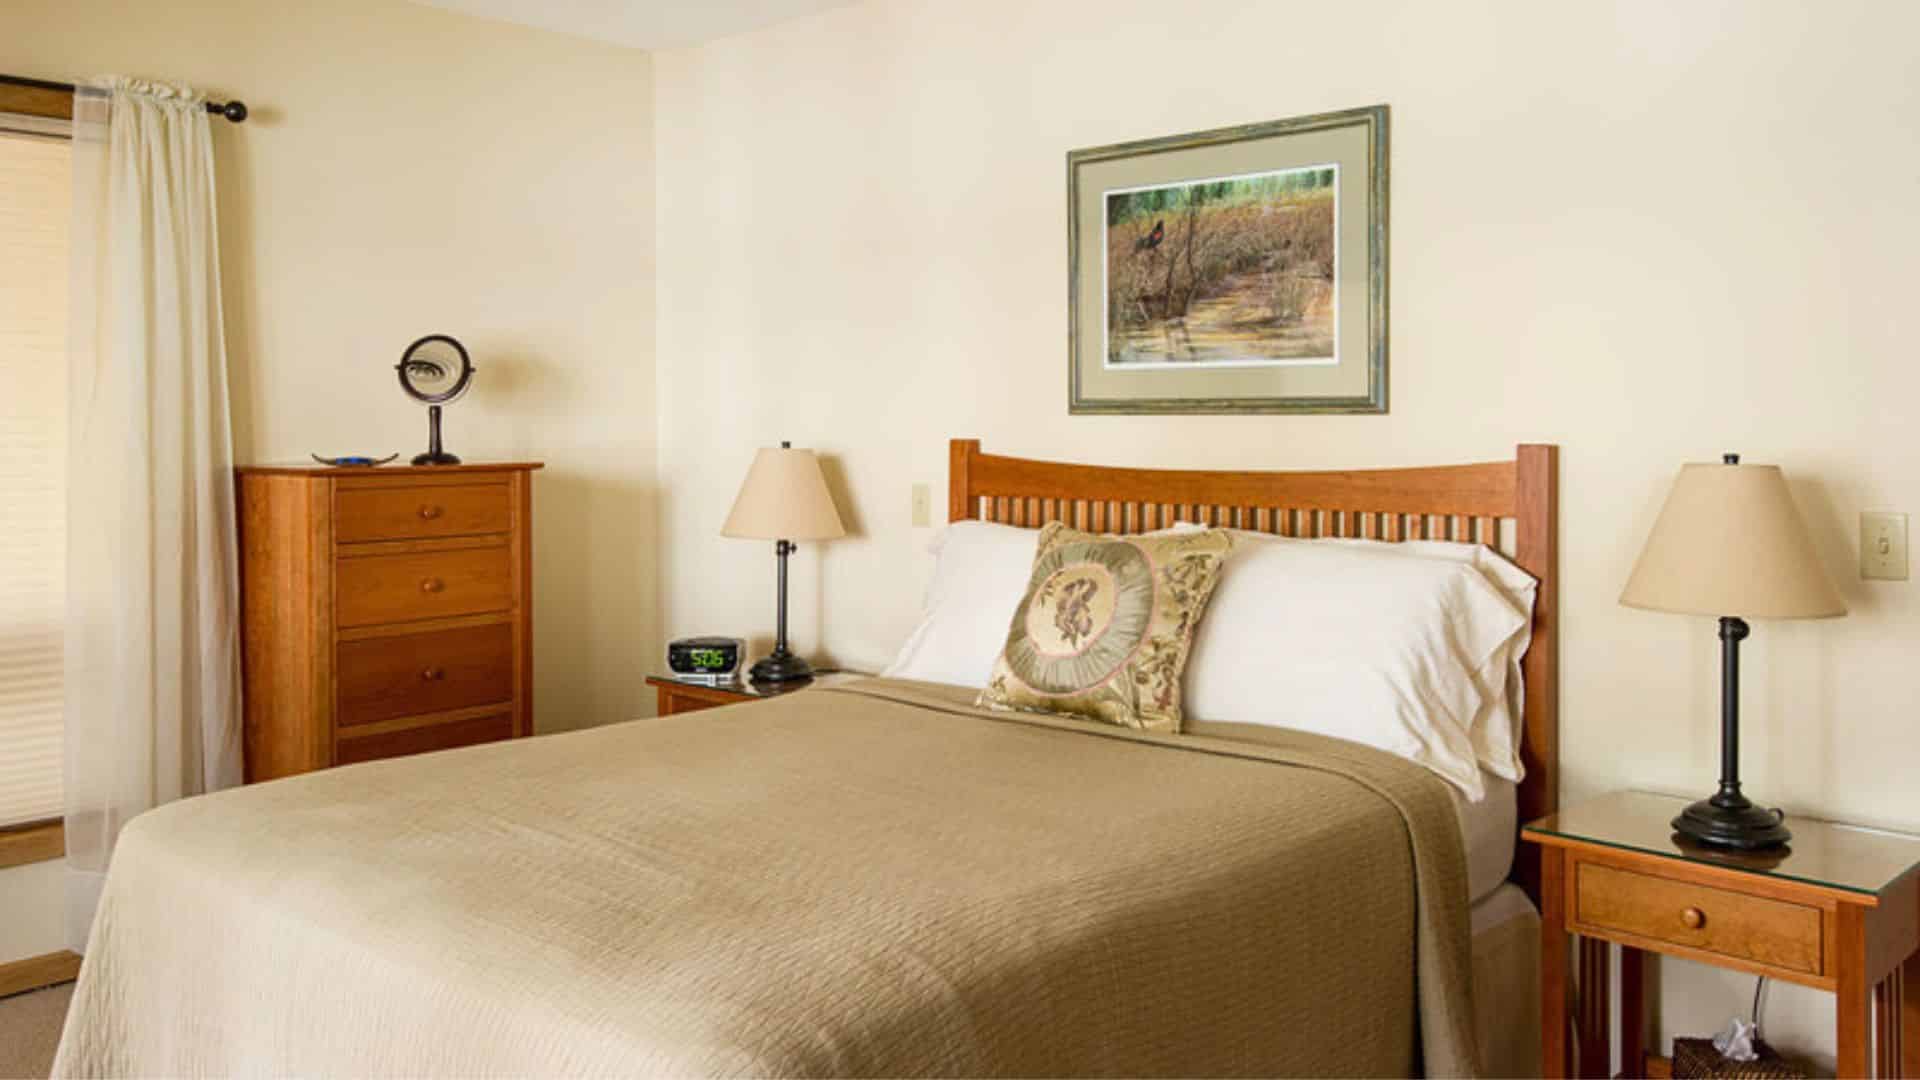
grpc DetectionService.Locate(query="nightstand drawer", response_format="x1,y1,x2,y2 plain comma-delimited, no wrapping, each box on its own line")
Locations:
335,483,511,542
336,545,514,627
1574,858,1824,975
657,682,747,715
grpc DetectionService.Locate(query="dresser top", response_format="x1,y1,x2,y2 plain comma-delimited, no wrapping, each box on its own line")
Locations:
237,462,544,477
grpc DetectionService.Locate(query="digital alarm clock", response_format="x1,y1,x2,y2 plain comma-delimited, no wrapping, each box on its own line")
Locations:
665,636,746,685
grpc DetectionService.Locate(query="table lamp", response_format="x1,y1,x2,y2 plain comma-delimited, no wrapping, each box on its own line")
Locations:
1620,453,1846,850
722,441,847,683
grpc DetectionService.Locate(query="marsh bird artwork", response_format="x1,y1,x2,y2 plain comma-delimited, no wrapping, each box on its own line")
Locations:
1106,165,1337,369
1067,106,1387,414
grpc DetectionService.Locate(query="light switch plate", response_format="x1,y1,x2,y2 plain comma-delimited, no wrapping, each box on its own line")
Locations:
911,483,931,528
1861,511,1908,581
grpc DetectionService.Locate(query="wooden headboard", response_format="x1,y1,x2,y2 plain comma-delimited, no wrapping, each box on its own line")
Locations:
948,439,1560,902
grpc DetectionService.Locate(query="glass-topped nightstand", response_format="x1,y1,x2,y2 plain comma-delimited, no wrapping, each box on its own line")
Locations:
645,672,869,717
1523,791,1920,1078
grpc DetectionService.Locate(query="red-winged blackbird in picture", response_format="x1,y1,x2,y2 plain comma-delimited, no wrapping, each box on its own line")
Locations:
1133,219,1164,253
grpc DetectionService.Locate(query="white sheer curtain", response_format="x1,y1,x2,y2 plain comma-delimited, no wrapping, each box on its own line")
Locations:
64,78,241,952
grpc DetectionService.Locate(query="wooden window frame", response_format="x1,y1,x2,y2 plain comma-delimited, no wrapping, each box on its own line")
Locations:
0,820,65,869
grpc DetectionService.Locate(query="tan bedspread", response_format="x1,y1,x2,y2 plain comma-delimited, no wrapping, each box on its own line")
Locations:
54,679,1477,1078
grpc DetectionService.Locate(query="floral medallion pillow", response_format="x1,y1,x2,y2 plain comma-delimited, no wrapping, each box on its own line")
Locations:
976,522,1233,732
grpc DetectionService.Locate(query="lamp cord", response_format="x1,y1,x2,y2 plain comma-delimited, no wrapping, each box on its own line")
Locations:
1751,976,1766,1029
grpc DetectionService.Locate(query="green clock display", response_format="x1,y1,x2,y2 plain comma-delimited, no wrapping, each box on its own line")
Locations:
666,637,744,683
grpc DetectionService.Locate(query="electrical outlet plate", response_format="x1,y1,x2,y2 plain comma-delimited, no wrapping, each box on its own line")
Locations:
1861,511,1908,581
911,483,931,528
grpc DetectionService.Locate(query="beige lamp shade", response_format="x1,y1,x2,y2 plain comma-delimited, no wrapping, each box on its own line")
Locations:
721,444,847,541
1620,459,1845,619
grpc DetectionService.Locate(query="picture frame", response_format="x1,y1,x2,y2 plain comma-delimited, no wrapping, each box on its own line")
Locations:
1067,105,1388,414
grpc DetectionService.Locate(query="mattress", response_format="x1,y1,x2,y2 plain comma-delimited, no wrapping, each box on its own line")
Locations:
1456,773,1519,903
1471,880,1538,937
56,678,1482,1078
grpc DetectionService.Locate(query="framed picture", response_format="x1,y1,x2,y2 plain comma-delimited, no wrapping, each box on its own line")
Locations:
1068,105,1388,414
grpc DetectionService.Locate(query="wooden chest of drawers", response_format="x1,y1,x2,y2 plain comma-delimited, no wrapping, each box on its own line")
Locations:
236,462,542,782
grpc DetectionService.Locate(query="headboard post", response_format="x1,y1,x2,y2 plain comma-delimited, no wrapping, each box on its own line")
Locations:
1512,443,1560,905
949,439,980,522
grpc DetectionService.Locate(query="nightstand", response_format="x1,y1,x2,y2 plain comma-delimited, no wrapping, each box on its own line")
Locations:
646,672,867,716
1524,792,1920,1079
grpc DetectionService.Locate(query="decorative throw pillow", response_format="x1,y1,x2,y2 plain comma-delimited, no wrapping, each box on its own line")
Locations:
976,522,1233,732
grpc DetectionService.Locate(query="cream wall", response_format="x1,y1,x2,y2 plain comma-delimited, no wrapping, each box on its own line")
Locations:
654,0,1919,1070
5,0,658,735
2,0,656,958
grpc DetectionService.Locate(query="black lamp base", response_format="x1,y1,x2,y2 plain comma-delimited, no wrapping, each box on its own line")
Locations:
411,450,462,466
1672,793,1792,851
749,649,814,684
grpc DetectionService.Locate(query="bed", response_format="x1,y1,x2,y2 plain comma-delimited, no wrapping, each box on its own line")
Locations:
54,440,1559,1078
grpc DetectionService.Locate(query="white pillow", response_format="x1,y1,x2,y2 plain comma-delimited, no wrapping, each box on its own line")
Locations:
882,521,1039,688
883,520,1201,689
1318,536,1536,784
1181,535,1530,801
1171,526,1537,784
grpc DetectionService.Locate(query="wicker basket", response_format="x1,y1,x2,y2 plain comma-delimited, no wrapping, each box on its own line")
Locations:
1672,1036,1805,1079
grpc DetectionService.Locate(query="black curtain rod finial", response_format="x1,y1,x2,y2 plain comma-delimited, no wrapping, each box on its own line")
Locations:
210,100,247,122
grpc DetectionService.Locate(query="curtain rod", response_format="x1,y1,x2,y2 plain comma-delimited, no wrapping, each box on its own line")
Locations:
0,74,247,122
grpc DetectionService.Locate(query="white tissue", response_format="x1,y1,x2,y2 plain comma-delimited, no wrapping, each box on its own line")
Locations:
1713,1017,1760,1062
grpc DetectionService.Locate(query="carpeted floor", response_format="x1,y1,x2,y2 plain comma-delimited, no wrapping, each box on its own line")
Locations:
0,981,70,1079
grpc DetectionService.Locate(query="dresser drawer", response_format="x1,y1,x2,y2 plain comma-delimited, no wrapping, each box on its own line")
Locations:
335,712,514,766
336,545,514,627
1574,859,1824,975
337,623,513,727
335,483,510,543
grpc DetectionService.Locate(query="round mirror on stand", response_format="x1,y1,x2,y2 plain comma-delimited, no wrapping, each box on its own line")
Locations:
396,334,474,465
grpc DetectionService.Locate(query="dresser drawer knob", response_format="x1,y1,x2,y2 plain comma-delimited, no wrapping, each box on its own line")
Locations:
1680,906,1706,930
421,667,445,681
419,505,444,520
420,577,445,594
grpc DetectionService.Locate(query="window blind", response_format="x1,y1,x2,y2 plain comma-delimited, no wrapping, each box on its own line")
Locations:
0,127,70,828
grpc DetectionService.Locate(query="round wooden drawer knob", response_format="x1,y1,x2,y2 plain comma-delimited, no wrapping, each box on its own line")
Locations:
419,505,444,520
421,667,445,681
1680,907,1706,930
420,578,445,593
